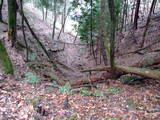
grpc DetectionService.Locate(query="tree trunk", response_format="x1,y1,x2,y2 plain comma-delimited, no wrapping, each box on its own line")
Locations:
140,0,157,48
0,38,14,74
99,0,108,65
130,0,136,24
58,14,68,39
133,0,141,30
7,0,17,47
45,8,48,20
108,0,116,77
0,0,4,22
52,0,57,40
20,0,29,61
62,0,66,33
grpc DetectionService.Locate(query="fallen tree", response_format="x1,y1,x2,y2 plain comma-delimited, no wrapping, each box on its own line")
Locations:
116,65,160,79
72,57,160,87
81,56,160,72
73,65,160,87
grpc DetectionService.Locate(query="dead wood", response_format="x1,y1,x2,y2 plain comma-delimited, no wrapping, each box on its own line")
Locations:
69,73,112,87
116,65,160,80
124,39,160,55
81,65,160,80
77,57,160,86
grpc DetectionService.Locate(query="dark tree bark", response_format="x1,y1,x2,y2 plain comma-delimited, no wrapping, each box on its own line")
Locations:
99,0,108,65
20,0,29,61
62,0,66,33
0,0,4,22
7,0,18,47
57,14,68,39
130,0,136,24
52,0,57,40
133,0,141,30
152,0,157,14
108,0,117,77
45,8,48,20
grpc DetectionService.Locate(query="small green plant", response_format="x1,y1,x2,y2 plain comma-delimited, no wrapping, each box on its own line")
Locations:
125,100,137,107
58,84,75,94
23,72,40,84
80,89,92,96
108,118,119,120
65,114,78,120
120,75,138,84
93,90,104,97
106,88,121,94
28,52,37,61
26,97,41,107
49,73,58,79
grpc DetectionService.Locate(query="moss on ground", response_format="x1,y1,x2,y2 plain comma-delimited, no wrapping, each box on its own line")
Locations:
0,40,14,74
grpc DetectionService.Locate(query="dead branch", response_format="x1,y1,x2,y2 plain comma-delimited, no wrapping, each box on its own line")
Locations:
124,39,160,55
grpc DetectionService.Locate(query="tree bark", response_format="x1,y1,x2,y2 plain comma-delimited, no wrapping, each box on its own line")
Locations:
133,0,141,30
81,65,160,80
108,0,116,76
20,0,29,61
99,0,108,65
0,0,4,22
7,0,17,47
62,0,66,33
0,38,14,74
52,0,57,40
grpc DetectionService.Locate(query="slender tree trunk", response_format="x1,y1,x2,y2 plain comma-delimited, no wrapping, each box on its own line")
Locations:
140,0,157,48
130,0,136,24
0,0,4,22
90,0,96,64
45,8,48,20
42,6,44,20
152,0,157,13
133,0,141,30
58,14,68,39
52,0,57,40
20,0,29,61
7,0,17,47
99,0,108,65
62,0,66,32
108,0,116,77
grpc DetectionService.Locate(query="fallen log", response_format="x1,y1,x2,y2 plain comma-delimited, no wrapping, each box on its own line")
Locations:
69,72,113,87
81,65,160,80
76,57,160,86
81,57,160,72
116,65,160,80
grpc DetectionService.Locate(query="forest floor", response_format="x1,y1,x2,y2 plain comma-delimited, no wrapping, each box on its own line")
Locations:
0,1,160,120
